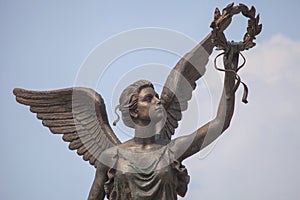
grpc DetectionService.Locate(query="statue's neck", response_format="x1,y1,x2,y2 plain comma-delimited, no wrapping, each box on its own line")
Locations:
134,123,158,144
133,135,157,145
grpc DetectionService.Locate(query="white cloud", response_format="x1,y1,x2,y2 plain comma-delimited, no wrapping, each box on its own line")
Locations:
243,34,300,85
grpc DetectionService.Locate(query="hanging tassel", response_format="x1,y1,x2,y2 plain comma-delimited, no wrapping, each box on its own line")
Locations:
113,105,120,126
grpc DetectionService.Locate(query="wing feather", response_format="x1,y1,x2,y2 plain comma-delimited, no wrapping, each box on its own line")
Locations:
42,119,76,127
160,33,213,140
69,138,83,150
77,146,88,156
13,87,121,168
62,133,79,142
37,112,73,120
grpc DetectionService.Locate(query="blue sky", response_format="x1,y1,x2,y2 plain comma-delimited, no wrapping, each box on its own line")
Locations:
1,0,300,199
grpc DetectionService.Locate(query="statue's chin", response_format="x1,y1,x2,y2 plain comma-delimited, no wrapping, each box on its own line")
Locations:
149,108,165,123
133,117,164,135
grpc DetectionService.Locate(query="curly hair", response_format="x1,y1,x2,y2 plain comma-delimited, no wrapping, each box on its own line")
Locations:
114,80,154,128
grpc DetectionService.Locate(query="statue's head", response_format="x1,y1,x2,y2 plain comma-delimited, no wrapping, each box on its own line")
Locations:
115,80,164,128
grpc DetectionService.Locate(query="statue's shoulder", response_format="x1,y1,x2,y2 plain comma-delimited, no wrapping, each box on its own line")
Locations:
99,145,119,168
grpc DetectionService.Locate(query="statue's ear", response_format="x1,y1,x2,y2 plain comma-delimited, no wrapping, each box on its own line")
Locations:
130,109,138,119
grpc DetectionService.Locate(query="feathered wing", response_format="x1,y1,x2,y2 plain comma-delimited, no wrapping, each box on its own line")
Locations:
13,87,121,167
160,33,214,140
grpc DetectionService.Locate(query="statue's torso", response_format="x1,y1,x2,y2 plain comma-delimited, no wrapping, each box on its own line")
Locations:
102,142,189,200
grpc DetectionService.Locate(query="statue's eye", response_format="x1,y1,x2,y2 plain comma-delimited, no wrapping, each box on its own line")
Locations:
143,95,153,102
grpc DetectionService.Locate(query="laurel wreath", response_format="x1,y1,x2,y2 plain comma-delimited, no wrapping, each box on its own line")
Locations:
210,3,262,51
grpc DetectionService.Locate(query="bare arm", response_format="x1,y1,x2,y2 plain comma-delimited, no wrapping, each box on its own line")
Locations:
174,47,237,162
88,163,109,200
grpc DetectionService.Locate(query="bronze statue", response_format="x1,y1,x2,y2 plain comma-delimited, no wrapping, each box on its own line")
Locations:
13,3,261,200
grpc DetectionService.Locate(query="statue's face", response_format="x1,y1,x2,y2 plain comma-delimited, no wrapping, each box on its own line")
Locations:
133,87,164,123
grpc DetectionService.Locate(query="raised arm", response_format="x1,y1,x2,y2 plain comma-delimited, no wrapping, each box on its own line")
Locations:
174,47,238,162
88,163,109,200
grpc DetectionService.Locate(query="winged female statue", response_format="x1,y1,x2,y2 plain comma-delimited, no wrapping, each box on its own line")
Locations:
13,3,261,200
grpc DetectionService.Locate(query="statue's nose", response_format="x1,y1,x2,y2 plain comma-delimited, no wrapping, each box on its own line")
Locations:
157,99,161,105
153,96,161,105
